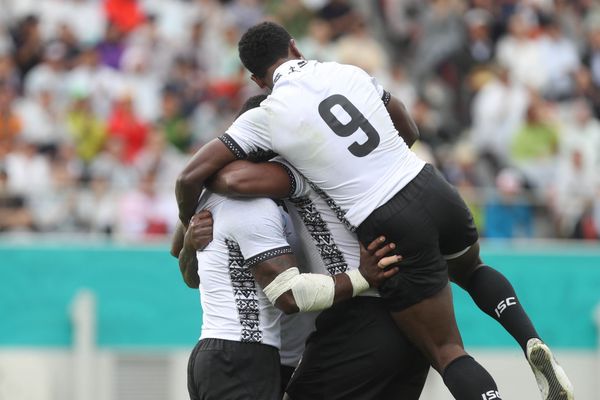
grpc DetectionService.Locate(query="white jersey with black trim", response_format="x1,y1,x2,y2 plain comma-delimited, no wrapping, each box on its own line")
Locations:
195,191,291,349
273,159,379,298
220,59,425,230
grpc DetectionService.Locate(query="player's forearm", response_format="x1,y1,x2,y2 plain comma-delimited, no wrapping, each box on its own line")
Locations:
208,160,292,199
264,269,370,315
170,221,186,258
178,242,200,288
387,96,419,147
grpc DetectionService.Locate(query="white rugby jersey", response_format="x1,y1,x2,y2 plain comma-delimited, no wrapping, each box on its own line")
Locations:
221,59,425,230
195,191,291,349
274,159,379,298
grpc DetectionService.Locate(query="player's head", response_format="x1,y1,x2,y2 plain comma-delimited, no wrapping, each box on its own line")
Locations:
238,22,303,89
237,94,268,117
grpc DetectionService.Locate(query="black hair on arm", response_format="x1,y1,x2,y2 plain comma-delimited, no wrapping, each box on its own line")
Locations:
238,22,292,79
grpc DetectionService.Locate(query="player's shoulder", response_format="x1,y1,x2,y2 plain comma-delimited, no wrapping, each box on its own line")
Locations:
220,197,280,221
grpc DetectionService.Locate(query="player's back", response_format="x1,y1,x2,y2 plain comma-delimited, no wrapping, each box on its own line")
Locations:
195,192,283,348
265,60,425,229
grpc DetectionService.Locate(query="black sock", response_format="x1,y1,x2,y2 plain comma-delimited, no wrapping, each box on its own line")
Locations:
443,355,501,400
466,265,539,352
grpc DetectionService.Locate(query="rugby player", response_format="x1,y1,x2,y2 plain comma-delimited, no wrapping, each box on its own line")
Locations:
175,188,401,400
175,22,573,400
173,95,418,400
175,99,431,400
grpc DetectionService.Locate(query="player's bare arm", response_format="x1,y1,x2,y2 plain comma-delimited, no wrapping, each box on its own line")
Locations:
207,160,291,198
176,139,237,225
386,94,419,148
178,240,199,288
170,221,186,258
172,211,214,288
253,237,401,315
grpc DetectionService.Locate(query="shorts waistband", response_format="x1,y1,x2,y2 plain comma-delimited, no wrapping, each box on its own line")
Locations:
198,338,278,352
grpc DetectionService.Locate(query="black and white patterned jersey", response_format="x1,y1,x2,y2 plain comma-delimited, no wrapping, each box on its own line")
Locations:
274,158,379,298
195,191,291,349
220,59,425,230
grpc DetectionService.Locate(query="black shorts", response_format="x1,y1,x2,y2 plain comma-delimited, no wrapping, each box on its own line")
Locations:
357,164,478,311
286,297,429,400
187,338,281,400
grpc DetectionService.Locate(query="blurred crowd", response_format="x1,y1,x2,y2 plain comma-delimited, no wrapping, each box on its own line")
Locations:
0,0,599,240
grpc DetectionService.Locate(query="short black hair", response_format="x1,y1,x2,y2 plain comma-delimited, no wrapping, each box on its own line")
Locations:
238,22,292,79
237,94,268,117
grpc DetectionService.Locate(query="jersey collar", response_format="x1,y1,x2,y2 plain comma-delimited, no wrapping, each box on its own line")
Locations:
273,59,310,86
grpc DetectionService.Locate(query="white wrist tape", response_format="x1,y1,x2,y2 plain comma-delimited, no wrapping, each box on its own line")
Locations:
263,267,335,312
346,269,370,297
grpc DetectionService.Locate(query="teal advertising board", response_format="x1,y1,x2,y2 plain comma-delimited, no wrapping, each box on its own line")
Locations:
0,242,598,349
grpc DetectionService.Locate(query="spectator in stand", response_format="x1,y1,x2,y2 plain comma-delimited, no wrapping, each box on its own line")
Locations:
65,92,106,163
336,15,388,76
552,99,600,237
107,91,148,164
265,0,312,38
583,23,600,95
317,0,357,40
134,129,187,192
65,45,122,118
0,53,20,90
126,14,174,80
496,12,545,91
116,170,176,239
510,98,559,190
76,172,117,235
297,18,337,62
14,87,64,150
0,167,33,231
484,168,533,239
4,139,52,200
471,65,530,167
538,15,580,101
0,84,22,155
104,0,145,34
23,41,67,106
157,86,191,153
97,23,126,70
119,46,161,123
412,0,466,87
11,15,44,79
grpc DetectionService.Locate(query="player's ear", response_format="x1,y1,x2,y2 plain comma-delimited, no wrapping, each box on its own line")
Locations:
289,39,304,59
251,74,267,89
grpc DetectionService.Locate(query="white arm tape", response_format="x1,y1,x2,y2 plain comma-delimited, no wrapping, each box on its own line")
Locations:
263,267,335,312
345,269,370,297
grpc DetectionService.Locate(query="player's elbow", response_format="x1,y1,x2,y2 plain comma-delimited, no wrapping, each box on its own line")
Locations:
407,127,420,147
182,271,200,289
275,292,300,315
176,171,195,192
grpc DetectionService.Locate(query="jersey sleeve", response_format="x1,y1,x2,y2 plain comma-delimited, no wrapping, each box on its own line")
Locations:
270,157,309,199
219,107,274,160
222,198,293,268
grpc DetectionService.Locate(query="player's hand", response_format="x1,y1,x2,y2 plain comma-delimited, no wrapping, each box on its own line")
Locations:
185,210,213,251
358,236,402,288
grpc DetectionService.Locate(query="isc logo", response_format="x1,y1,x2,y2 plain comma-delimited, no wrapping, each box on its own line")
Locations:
481,390,502,399
494,297,516,318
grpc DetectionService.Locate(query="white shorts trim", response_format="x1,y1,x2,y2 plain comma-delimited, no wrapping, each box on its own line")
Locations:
443,246,471,260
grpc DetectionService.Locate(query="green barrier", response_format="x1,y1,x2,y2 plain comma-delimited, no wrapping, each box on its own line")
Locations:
0,243,598,349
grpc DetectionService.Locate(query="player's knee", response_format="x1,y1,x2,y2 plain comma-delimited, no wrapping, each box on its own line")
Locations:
431,344,467,372
448,246,482,288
